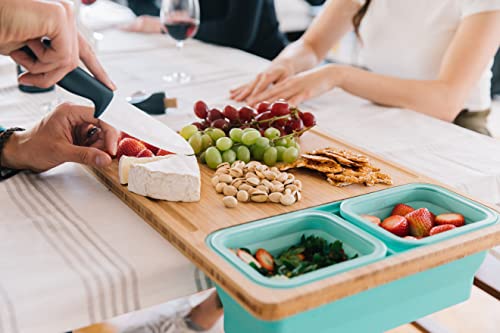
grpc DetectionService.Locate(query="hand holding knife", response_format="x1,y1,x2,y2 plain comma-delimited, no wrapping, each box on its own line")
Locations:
19,43,194,156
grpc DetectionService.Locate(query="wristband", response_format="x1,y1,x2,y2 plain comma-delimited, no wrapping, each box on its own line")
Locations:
0,127,25,181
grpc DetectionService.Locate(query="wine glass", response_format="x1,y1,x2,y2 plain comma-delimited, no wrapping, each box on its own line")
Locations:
160,0,200,84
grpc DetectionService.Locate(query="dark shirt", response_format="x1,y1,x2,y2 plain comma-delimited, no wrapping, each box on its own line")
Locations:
126,0,288,60
492,48,500,97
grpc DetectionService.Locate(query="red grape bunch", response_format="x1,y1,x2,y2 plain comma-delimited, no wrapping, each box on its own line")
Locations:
191,100,316,137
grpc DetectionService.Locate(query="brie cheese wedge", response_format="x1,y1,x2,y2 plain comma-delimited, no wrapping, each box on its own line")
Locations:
127,155,201,202
118,155,168,184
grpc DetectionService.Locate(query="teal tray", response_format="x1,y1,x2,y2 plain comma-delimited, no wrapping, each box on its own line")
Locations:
340,183,498,252
216,251,485,333
207,211,387,289
207,185,497,333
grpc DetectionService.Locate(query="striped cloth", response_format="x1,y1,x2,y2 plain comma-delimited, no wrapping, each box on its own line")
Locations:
0,165,213,333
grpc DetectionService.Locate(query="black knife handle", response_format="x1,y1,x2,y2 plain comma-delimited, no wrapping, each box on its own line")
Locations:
57,67,114,118
20,45,113,118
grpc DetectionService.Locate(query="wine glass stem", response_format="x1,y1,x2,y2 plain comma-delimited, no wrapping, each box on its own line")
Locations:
176,41,184,50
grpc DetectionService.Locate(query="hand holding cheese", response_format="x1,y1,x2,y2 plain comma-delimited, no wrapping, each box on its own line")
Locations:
121,154,201,202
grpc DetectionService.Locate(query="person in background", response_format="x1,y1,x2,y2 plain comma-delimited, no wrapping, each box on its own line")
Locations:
0,0,118,178
232,0,500,136
124,0,288,60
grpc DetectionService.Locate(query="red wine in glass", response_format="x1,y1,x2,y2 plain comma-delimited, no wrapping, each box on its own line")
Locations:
160,0,200,84
163,20,198,41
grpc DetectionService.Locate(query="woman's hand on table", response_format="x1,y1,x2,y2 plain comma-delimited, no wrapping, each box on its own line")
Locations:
0,0,115,89
122,15,163,34
1,103,119,172
243,64,342,107
230,61,294,104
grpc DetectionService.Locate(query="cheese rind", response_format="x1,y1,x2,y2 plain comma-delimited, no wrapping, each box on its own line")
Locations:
118,155,169,184
127,155,200,202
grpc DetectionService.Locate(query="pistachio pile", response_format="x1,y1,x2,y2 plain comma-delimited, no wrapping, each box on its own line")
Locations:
212,161,303,208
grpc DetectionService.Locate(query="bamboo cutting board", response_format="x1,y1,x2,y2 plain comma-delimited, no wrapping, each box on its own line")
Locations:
90,129,500,321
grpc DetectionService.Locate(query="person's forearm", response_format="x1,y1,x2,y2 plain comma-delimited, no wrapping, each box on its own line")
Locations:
334,65,464,121
272,0,359,75
272,40,322,76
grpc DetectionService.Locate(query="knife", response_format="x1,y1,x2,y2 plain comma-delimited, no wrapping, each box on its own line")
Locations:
20,46,194,156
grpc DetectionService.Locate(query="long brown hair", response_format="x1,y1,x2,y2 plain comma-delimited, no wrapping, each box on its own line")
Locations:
352,0,372,39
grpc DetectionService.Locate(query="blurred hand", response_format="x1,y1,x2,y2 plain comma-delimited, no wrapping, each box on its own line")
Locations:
122,15,162,34
230,62,294,104
245,65,340,106
0,0,115,89
1,103,119,172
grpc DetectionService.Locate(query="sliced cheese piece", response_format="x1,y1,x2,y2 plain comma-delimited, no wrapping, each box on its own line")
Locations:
128,155,200,202
118,155,168,184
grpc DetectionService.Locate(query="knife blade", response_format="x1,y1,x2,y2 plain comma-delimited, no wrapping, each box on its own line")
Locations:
19,46,193,155
57,67,194,156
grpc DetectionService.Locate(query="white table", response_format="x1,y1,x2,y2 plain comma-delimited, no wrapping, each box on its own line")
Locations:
1,30,500,333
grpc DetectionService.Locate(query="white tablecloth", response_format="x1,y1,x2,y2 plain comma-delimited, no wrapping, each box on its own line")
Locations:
1,29,500,333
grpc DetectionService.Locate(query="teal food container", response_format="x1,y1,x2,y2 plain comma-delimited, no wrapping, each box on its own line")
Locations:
208,211,387,289
207,184,498,333
216,252,485,333
340,183,498,252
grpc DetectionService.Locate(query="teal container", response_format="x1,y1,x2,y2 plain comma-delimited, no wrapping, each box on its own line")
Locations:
216,251,486,333
208,211,387,289
207,184,497,333
340,183,498,252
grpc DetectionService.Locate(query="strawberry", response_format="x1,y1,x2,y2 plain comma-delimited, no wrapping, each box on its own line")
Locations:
360,214,381,225
430,211,436,223
380,215,409,237
405,208,434,237
136,148,154,158
429,224,456,236
141,141,159,155
435,213,465,227
157,149,174,156
116,138,146,159
255,248,275,272
236,249,261,268
391,203,414,217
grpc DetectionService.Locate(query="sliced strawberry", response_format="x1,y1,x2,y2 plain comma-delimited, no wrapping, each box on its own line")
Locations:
380,215,409,237
255,248,275,272
391,203,414,217
435,213,465,227
404,236,419,240
141,141,159,155
116,138,146,159
157,149,174,156
137,148,155,158
430,224,456,236
360,214,381,225
405,208,434,237
236,249,261,268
